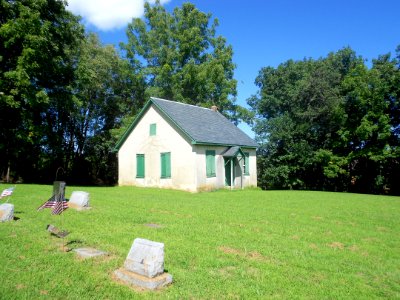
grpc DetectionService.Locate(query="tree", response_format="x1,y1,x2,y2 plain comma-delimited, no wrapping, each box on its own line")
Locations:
0,0,84,181
68,33,142,184
340,52,400,194
121,1,238,121
249,46,400,195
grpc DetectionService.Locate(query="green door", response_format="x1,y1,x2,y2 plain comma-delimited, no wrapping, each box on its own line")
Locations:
224,158,232,186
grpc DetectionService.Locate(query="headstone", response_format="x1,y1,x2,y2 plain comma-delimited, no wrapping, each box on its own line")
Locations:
47,224,69,238
124,238,165,278
0,203,14,222
53,181,66,202
68,191,90,211
114,238,173,290
73,247,108,259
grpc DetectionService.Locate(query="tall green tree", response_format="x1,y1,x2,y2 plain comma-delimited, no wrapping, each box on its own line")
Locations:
121,1,238,120
250,47,400,194
340,52,400,194
0,0,83,181
249,48,360,190
68,33,142,184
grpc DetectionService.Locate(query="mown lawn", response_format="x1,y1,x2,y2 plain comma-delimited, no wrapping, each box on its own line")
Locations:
0,184,399,299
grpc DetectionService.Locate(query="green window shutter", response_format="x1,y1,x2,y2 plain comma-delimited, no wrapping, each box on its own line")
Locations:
136,154,145,178
206,150,216,177
244,152,250,175
150,123,156,136
161,152,171,178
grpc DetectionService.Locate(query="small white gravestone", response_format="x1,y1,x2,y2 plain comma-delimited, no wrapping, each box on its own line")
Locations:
124,238,165,278
68,191,90,211
0,203,14,222
114,238,172,290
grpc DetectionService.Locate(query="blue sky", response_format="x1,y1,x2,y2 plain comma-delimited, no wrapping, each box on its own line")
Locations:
67,0,400,137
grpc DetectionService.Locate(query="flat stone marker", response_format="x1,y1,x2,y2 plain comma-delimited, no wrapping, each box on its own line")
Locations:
47,224,69,238
114,238,172,290
68,191,90,211
0,203,14,222
73,247,108,259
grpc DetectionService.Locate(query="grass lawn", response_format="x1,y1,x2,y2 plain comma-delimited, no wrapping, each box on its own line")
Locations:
0,184,399,299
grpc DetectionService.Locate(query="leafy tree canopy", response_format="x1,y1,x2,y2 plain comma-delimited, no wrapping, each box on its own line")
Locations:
121,1,238,121
249,47,400,195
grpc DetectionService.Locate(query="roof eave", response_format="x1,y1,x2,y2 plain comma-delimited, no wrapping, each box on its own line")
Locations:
191,140,258,149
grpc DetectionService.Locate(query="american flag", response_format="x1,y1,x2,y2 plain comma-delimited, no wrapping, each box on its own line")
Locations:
0,187,14,198
51,199,68,215
37,195,68,215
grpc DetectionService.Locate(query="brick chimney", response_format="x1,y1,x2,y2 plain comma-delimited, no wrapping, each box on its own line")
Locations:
211,105,218,112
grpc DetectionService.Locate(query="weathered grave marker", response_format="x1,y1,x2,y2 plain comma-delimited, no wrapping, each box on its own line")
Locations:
47,224,69,238
73,247,108,259
68,191,90,211
114,238,173,290
0,203,14,222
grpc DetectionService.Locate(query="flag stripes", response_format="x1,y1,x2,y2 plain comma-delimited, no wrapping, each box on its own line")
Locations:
37,195,68,215
1,187,14,198
52,200,69,215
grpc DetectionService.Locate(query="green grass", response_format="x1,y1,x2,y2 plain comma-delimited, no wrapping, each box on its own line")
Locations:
0,184,399,299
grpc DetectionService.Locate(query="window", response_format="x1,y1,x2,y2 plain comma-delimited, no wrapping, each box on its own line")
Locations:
136,154,145,178
244,152,250,175
160,152,171,178
150,123,156,136
206,150,216,177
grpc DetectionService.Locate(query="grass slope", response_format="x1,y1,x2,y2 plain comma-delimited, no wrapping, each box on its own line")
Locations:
0,184,399,299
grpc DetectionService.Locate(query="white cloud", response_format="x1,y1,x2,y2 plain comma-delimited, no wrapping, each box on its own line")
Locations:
67,0,171,31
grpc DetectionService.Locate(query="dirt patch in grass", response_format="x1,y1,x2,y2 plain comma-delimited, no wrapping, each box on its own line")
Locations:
246,267,260,277
16,284,26,290
40,290,49,295
248,251,265,261
218,246,269,262
218,266,237,277
291,235,300,240
150,208,192,218
309,243,319,250
219,246,241,256
312,216,323,221
312,272,326,283
362,237,380,243
348,245,359,252
327,243,364,253
376,226,389,232
328,242,345,250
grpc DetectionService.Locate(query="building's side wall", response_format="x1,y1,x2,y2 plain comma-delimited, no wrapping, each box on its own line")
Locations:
118,105,197,192
194,146,258,191
242,148,258,188
194,145,227,191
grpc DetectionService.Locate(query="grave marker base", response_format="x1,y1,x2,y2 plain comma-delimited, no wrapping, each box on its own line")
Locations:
114,268,172,290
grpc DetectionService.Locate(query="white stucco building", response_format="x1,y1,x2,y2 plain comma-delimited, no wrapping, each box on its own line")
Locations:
114,97,258,192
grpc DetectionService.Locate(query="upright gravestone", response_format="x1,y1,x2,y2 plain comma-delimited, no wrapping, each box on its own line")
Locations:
114,238,173,290
53,181,66,202
0,203,14,222
68,191,90,211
